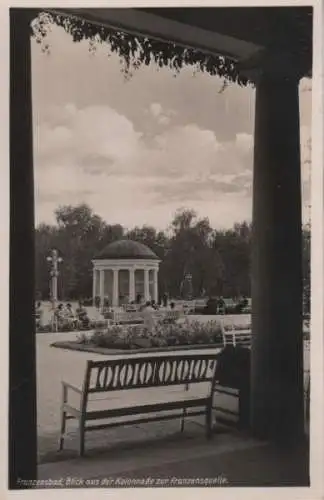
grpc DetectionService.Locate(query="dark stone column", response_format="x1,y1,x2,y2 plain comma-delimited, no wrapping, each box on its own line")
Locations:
10,8,38,488
251,75,304,443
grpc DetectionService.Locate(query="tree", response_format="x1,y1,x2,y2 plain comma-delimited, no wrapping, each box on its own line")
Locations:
36,204,294,303
163,209,218,297
212,222,252,298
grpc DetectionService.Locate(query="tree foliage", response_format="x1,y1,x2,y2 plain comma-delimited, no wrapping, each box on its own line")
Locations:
35,203,310,308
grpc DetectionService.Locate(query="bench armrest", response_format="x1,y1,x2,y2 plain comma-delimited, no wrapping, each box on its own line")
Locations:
62,381,83,394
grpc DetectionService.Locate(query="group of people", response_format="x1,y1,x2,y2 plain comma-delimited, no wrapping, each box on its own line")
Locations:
94,292,175,313
54,301,90,330
35,294,178,332
139,299,175,312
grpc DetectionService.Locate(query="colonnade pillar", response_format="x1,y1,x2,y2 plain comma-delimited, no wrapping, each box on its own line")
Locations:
99,269,104,308
10,8,38,488
250,71,304,443
144,269,150,301
129,268,135,302
113,269,119,307
92,264,159,308
92,268,97,305
153,269,159,303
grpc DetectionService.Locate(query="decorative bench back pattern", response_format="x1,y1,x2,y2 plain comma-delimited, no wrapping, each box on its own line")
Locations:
85,354,217,394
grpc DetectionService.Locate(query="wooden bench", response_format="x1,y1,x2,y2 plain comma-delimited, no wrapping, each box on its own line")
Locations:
111,310,144,325
220,319,252,347
59,353,218,456
109,309,182,327
159,310,182,323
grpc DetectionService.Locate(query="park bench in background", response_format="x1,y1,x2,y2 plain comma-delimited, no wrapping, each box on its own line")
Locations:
59,353,218,456
160,309,182,323
109,309,183,326
123,304,141,313
220,318,252,347
111,310,144,325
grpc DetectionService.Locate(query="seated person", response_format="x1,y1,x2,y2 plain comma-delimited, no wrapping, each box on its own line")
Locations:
142,301,156,332
55,303,64,318
76,301,90,328
102,297,111,317
54,303,65,329
63,303,78,329
66,303,75,317
151,300,159,310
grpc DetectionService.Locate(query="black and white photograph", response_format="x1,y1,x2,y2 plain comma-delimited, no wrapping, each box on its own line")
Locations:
7,2,323,495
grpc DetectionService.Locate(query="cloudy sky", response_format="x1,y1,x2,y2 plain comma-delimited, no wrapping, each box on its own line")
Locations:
32,19,312,231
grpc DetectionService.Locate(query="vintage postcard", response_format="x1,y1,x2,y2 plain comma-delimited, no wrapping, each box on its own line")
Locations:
3,0,324,499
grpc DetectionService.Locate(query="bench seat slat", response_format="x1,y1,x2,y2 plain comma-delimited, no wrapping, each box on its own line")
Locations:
212,406,238,416
88,378,213,393
85,397,209,421
84,410,206,432
213,385,239,396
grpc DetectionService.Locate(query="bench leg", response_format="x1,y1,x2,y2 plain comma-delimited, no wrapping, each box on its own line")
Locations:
205,393,214,439
59,384,68,451
78,418,85,457
180,384,190,432
205,406,213,439
180,408,186,432
59,408,67,451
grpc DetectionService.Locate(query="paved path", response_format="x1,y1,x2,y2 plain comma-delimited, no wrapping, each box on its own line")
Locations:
37,331,222,462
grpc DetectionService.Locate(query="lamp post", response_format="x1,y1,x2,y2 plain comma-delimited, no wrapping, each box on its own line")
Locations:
46,249,63,310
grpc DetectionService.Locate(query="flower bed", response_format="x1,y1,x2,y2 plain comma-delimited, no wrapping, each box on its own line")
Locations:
51,319,224,353
82,319,223,349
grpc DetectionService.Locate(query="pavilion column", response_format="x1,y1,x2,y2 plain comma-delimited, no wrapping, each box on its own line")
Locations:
99,269,104,308
153,269,159,303
92,268,97,305
144,269,150,302
250,72,304,443
129,268,135,303
113,269,119,307
10,9,37,487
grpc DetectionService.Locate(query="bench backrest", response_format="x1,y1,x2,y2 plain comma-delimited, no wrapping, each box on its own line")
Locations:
84,354,218,394
163,310,182,321
223,330,251,347
220,319,251,347
112,309,182,325
112,311,144,324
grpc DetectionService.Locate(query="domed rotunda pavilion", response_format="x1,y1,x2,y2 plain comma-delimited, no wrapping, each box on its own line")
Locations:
92,240,160,307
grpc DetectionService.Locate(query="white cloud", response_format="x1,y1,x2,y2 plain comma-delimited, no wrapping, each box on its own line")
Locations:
235,133,253,153
32,25,311,230
158,115,171,125
148,102,175,127
35,103,254,229
150,102,163,117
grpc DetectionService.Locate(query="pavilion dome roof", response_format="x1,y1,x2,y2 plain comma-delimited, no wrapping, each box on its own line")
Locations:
94,239,159,260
